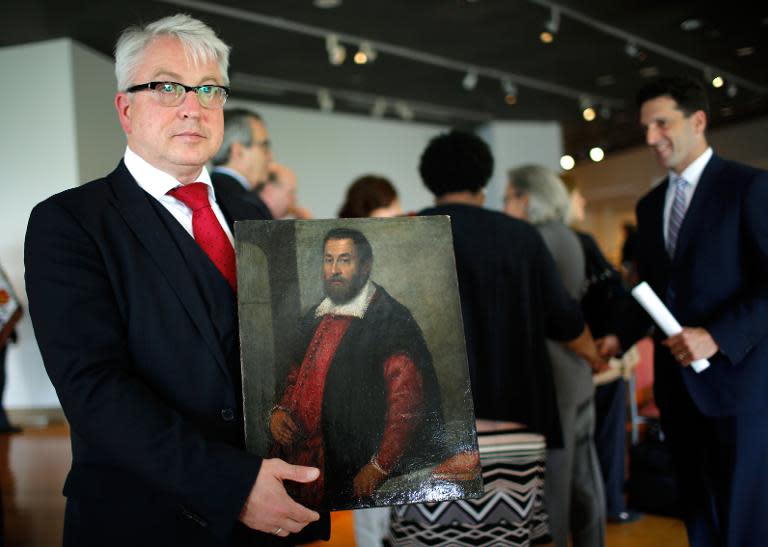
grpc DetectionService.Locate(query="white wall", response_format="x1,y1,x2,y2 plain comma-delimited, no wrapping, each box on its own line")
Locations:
226,99,446,218
1,39,79,408
479,121,564,210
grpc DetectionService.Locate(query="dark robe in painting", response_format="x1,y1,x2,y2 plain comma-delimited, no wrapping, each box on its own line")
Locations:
273,283,447,510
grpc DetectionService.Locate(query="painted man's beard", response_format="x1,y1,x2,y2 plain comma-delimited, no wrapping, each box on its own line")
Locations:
324,272,367,304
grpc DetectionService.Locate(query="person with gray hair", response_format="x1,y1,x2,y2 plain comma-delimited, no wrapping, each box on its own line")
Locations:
506,164,606,547
210,108,274,220
25,13,327,547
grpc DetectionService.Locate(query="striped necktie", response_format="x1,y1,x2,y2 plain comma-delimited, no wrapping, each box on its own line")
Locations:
666,175,689,257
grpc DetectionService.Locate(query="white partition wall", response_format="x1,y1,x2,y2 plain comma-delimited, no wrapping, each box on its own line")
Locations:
479,121,564,211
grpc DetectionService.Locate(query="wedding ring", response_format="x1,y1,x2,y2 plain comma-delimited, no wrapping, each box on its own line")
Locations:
274,526,283,535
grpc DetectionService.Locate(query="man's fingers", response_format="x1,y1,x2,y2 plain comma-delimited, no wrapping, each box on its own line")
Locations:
269,458,320,484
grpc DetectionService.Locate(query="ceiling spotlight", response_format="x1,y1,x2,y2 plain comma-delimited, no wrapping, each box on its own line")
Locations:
560,155,576,171
325,34,347,66
354,41,377,64
712,75,724,88
582,107,597,122
726,83,738,98
393,101,414,121
462,70,479,91
370,98,388,118
500,78,518,104
317,88,334,112
589,147,605,162
540,31,554,44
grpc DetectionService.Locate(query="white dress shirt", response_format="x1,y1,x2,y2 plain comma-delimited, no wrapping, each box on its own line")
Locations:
124,147,234,245
662,147,713,248
210,166,252,191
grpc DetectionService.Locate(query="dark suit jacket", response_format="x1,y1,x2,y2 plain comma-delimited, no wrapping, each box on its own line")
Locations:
211,170,273,221
634,154,768,418
25,162,328,546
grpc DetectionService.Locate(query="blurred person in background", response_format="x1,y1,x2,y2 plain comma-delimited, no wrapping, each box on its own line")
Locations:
335,174,402,546
338,175,403,219
210,108,273,220
260,163,313,220
560,173,641,525
389,130,604,547
506,164,606,547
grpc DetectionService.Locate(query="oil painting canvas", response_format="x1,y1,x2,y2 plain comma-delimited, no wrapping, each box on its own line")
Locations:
235,216,482,511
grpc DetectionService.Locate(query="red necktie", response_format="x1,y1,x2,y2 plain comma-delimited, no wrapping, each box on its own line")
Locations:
167,182,237,292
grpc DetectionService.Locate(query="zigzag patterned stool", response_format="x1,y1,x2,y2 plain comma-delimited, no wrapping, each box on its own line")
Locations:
389,430,550,546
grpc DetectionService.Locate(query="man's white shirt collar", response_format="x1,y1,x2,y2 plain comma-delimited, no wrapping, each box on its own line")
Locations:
315,280,377,319
669,146,713,189
124,146,216,199
211,166,251,191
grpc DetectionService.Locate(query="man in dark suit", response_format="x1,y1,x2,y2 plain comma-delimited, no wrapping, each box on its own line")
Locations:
606,76,768,547
24,14,326,547
210,108,274,219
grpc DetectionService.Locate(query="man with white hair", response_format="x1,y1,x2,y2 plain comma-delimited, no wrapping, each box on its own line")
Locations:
24,14,327,547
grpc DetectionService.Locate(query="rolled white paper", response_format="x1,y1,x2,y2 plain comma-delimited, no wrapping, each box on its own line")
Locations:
631,282,710,373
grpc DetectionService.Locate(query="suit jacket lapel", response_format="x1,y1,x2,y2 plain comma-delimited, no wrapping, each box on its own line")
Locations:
672,155,725,261
106,162,230,380
646,182,670,264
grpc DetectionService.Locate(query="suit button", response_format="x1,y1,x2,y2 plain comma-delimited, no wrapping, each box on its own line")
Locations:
221,408,235,422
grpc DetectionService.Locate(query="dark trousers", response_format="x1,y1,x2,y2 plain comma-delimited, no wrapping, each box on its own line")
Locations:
594,378,627,515
661,391,768,547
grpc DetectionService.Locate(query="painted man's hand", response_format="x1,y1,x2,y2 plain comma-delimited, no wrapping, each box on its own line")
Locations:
662,327,719,367
270,409,300,446
239,458,320,537
353,463,387,498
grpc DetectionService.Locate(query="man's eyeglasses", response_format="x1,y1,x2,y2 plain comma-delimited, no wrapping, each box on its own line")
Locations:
252,139,271,151
125,81,230,109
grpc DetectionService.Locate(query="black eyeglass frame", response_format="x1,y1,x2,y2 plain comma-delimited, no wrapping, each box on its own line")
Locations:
125,81,231,107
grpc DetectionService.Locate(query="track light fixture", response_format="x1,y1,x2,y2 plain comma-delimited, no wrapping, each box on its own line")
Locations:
501,78,519,104
370,97,388,117
325,34,346,66
544,7,561,34
462,70,479,91
579,96,596,121
539,7,560,43
393,101,414,121
624,42,640,58
354,41,377,64
317,88,334,112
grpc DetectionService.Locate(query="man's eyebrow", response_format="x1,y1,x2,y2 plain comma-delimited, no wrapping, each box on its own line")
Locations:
150,69,222,85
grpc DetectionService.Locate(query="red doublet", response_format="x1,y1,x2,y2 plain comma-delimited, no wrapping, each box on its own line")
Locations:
278,313,423,505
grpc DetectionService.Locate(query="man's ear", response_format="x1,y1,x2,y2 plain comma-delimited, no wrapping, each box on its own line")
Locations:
115,93,132,135
231,141,245,160
692,110,708,135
